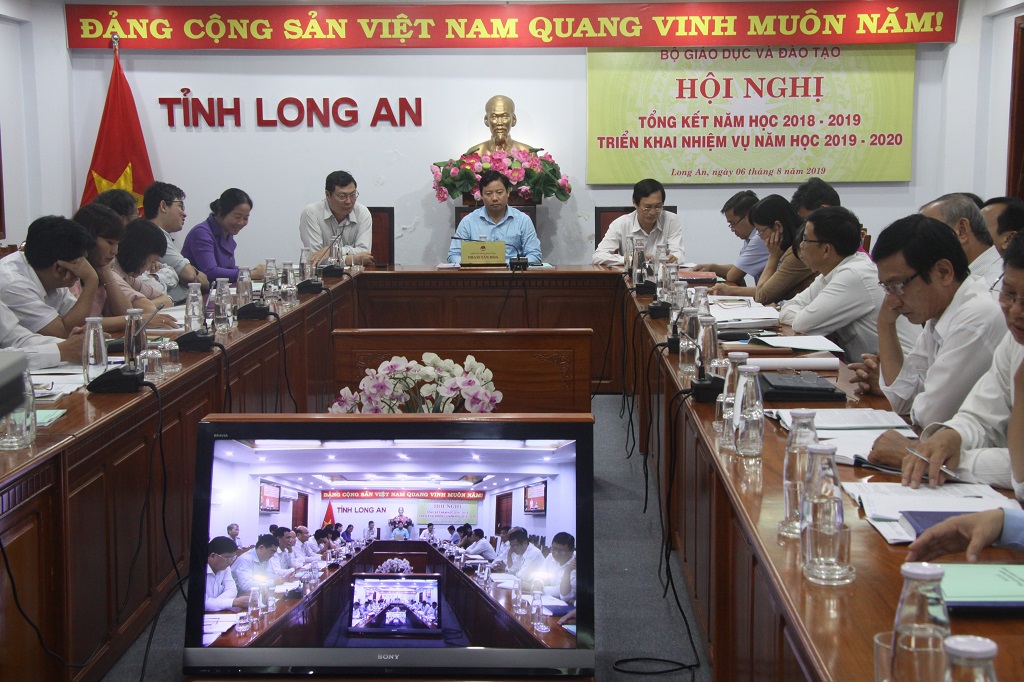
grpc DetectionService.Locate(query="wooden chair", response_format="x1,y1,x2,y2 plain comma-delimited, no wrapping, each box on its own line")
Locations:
332,328,593,413
594,205,678,245
368,206,395,266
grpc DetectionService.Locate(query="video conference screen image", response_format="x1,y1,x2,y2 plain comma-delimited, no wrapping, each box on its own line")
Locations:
187,423,590,661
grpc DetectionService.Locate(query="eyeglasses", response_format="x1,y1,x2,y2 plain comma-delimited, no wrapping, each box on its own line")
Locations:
726,216,745,228
333,191,359,201
640,204,664,213
992,279,1024,308
878,272,919,296
170,200,185,210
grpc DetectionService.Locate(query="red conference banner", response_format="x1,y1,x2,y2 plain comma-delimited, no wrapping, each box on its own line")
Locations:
321,490,486,500
66,3,959,51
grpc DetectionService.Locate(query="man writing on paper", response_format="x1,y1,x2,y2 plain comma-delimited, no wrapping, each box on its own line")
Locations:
299,170,373,267
694,190,768,285
778,207,918,361
848,215,1005,468
447,170,542,265
904,232,1024,489
592,178,685,267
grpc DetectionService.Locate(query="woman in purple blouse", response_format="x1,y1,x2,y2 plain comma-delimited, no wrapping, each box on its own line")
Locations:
182,188,265,283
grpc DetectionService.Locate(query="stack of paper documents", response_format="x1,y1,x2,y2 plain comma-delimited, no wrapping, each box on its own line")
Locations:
843,481,1021,544
708,296,780,330
775,408,911,432
202,613,240,645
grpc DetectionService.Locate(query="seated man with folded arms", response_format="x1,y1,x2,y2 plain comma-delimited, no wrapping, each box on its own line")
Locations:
269,526,300,578
981,196,1024,258
111,219,174,313
535,532,576,605
920,193,1003,289
205,536,249,612
231,534,278,592
695,190,768,285
592,178,684,267
493,526,545,579
907,508,1024,562
448,170,542,265
144,182,209,303
299,170,373,266
779,207,918,361
0,300,84,369
363,520,377,542
904,232,1024,489
846,215,1005,468
494,527,511,563
465,528,497,561
0,216,98,339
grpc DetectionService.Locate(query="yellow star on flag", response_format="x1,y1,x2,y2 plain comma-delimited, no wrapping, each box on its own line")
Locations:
91,163,143,205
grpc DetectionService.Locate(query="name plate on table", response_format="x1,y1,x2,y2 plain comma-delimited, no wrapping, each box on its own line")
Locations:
460,241,506,267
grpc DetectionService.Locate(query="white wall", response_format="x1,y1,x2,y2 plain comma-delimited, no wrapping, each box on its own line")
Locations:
2,1,1023,267
481,460,576,544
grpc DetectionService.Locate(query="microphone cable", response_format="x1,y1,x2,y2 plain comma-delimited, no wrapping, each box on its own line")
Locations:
148,381,187,602
211,342,232,413
268,312,299,412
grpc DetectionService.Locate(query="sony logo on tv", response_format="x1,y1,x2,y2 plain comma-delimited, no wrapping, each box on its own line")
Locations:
377,654,400,660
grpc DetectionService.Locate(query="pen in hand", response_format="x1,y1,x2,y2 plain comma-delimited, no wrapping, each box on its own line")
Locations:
905,446,962,481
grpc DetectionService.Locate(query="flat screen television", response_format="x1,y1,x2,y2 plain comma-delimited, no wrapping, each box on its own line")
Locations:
184,413,594,677
258,481,281,513
524,480,547,514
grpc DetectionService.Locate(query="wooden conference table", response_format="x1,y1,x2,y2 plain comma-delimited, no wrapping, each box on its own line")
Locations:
623,285,1024,681
208,540,573,650
2,263,1021,680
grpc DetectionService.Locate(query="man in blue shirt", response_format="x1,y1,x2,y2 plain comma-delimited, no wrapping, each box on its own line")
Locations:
448,170,542,265
907,508,1024,562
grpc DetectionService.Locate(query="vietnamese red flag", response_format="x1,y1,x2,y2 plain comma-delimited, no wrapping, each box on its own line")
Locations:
79,48,154,209
322,503,337,529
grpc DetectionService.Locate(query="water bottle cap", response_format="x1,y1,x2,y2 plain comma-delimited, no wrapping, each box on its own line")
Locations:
790,409,817,418
682,307,698,313
727,352,749,360
943,635,997,659
738,365,759,374
698,315,716,323
126,308,143,315
806,443,837,455
900,561,945,580
85,316,103,323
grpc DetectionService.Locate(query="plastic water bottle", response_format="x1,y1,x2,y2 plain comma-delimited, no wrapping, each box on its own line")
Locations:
801,443,855,585
732,365,764,457
945,635,998,681
123,308,145,373
214,278,234,331
184,282,204,332
264,258,281,306
779,410,817,538
299,247,314,281
890,563,950,680
717,351,749,452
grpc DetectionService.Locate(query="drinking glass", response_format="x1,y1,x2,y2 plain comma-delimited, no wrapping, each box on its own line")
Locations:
531,589,550,633
235,610,251,634
140,348,163,381
0,371,35,451
874,631,893,682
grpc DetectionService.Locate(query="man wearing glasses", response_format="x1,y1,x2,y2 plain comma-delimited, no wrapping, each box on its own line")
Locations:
695,190,769,285
205,536,248,612
779,206,918,361
848,215,1004,469
592,178,685,266
299,169,373,266
905,231,1024,491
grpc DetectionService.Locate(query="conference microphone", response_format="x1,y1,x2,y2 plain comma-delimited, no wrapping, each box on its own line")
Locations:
449,236,489,243
508,241,529,272
319,232,348,278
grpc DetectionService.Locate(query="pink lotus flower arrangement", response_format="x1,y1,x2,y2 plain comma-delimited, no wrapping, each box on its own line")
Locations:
329,353,502,414
431,148,572,203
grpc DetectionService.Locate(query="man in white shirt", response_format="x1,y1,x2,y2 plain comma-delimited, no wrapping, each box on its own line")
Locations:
847,215,1006,468
920,193,1003,289
0,300,83,370
780,207,918,361
465,529,496,561
0,216,98,339
593,179,685,266
363,520,377,542
227,523,243,549
494,527,510,563
419,523,438,543
270,526,300,577
231,534,278,592
205,536,248,612
298,170,373,266
495,527,545,581
535,532,577,605
906,232,1024,490
143,181,209,303
294,526,320,559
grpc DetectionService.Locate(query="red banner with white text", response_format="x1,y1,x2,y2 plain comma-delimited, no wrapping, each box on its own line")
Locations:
321,490,486,500
66,2,959,51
